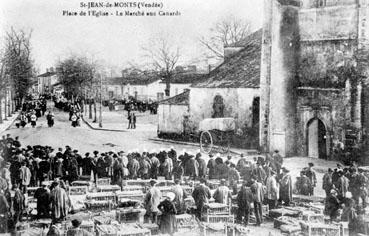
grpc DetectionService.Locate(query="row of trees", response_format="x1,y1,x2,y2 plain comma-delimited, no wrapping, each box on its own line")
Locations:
57,16,252,99
0,27,35,123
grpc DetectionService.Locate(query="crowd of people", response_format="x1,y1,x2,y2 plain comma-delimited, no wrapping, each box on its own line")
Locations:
0,133,367,235
16,97,50,128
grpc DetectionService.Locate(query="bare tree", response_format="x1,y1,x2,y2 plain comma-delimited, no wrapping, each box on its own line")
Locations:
3,27,34,114
200,15,252,59
142,37,180,97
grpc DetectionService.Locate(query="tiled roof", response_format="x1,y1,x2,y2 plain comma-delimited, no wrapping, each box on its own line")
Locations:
228,29,262,48
159,73,204,84
38,72,56,77
107,75,160,86
159,90,189,105
191,29,262,88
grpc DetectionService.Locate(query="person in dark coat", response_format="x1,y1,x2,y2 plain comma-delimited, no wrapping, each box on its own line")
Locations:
305,163,317,195
34,183,51,219
236,181,253,225
296,171,311,196
326,189,341,222
192,178,210,220
158,192,177,236
196,152,206,179
0,190,10,233
272,150,283,174
322,168,334,197
279,167,292,206
185,155,199,180
12,183,25,226
128,157,139,179
207,154,216,179
150,153,160,179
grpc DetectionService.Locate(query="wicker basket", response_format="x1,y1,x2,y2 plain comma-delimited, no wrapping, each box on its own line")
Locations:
96,178,111,186
116,191,145,202
205,203,230,215
175,214,197,228
116,208,146,224
300,222,340,236
87,192,116,202
97,185,121,193
69,186,88,195
204,214,234,224
302,213,324,223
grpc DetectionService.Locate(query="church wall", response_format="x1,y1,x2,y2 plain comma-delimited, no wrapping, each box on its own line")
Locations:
295,89,347,157
189,87,259,132
299,5,358,41
267,1,300,157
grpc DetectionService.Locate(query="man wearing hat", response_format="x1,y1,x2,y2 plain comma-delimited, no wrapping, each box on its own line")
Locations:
279,167,292,206
272,150,283,175
185,153,199,180
322,168,334,197
34,182,51,219
145,180,162,224
305,162,317,195
266,170,279,210
0,162,11,190
326,189,340,221
196,151,206,179
207,154,216,179
66,218,93,236
192,178,211,220
213,179,232,205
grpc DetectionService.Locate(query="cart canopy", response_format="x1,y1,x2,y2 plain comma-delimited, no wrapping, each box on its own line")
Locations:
199,118,235,132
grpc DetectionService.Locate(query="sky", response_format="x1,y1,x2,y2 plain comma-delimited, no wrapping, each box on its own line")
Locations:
0,0,263,75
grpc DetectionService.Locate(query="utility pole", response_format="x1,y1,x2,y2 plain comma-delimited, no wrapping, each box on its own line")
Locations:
99,73,103,128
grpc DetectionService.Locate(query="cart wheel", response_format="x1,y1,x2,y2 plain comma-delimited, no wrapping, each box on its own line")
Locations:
200,131,213,154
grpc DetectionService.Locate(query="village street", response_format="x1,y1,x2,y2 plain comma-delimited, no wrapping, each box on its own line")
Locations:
1,101,339,199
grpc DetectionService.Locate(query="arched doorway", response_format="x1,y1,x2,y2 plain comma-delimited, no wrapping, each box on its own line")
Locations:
307,118,327,159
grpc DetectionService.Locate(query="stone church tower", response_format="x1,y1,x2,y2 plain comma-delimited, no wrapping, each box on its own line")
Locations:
260,0,369,161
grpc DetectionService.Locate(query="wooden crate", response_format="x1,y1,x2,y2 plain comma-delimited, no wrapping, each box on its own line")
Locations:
116,208,146,224
96,178,111,186
302,213,324,223
87,192,116,202
175,214,197,228
71,180,90,187
206,203,230,215
97,185,121,193
204,214,234,224
85,200,114,211
116,191,145,202
300,222,340,236
69,186,88,195
122,185,144,192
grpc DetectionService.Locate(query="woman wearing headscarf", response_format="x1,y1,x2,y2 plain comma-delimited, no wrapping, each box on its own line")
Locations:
158,192,177,236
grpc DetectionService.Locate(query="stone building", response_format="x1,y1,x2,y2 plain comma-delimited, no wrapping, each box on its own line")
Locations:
260,0,369,160
189,30,261,148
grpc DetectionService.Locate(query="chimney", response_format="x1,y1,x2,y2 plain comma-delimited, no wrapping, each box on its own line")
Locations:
46,68,49,73
50,67,54,73
208,65,212,73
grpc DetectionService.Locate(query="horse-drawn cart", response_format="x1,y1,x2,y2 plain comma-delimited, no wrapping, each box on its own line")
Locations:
199,118,236,154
